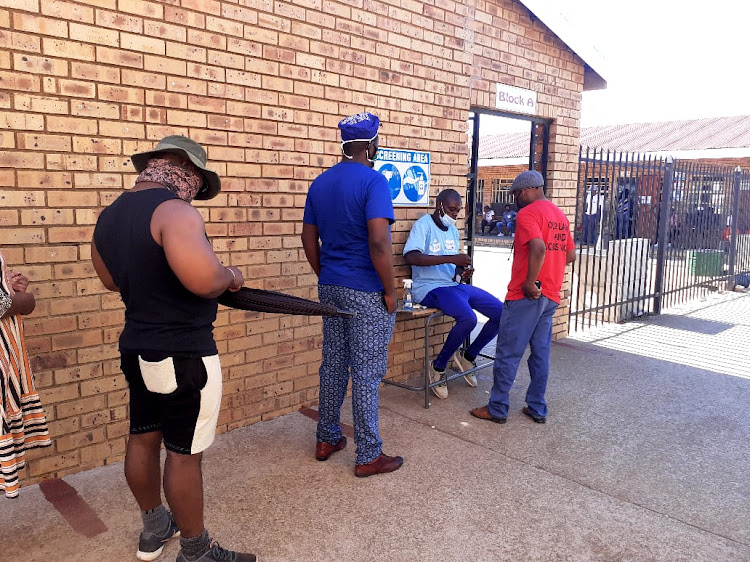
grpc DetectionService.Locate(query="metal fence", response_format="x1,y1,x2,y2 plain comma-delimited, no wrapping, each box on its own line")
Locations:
570,147,750,331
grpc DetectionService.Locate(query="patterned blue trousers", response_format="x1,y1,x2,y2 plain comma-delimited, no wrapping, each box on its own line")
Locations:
316,284,396,465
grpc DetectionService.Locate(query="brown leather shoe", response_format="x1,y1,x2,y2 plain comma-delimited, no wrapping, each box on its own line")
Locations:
315,436,347,461
354,453,404,477
522,406,546,424
469,405,507,424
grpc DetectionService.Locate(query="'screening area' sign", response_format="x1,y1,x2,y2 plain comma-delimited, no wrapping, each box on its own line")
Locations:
375,148,431,207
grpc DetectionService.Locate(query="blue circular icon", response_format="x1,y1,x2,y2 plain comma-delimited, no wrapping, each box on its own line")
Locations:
379,163,401,200
403,166,428,202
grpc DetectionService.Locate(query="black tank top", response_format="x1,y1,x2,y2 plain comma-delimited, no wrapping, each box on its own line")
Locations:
93,188,218,355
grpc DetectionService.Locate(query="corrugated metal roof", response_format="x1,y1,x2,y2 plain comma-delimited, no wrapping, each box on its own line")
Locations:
478,116,750,158
478,132,530,159
584,116,750,151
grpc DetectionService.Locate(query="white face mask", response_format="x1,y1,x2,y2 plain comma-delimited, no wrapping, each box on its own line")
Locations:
440,206,457,228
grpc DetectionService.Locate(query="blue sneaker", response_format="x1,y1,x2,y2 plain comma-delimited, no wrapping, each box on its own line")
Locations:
176,540,257,562
137,512,180,561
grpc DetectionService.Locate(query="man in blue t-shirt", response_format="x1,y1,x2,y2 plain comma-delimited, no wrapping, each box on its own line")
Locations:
302,112,402,478
404,189,504,399
498,204,517,236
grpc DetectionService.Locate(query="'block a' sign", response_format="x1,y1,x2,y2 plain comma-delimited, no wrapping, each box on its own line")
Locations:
495,83,538,115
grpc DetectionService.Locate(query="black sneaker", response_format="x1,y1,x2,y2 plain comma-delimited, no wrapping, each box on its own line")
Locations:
137,512,180,561
522,406,546,424
176,540,257,562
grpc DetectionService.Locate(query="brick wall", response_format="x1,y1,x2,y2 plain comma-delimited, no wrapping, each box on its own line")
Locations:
682,157,749,169
0,0,584,483
477,163,527,206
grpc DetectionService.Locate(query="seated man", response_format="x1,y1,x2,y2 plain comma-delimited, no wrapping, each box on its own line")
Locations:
480,205,495,234
497,204,517,236
404,189,504,399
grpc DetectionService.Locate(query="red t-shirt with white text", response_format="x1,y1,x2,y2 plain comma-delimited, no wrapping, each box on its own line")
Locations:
505,199,574,304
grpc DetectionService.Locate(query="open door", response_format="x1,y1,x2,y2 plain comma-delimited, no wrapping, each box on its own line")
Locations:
465,110,551,304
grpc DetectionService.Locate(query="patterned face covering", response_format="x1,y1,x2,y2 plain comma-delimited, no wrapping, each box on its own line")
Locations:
135,157,204,202
0,261,11,318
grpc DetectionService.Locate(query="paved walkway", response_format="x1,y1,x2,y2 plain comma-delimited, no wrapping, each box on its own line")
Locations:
2,292,748,561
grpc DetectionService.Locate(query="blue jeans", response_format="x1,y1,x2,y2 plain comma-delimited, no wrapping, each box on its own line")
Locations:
488,296,558,419
582,214,599,244
420,284,504,371
616,212,631,239
317,285,396,464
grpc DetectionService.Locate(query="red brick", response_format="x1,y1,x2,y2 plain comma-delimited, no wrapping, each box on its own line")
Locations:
28,452,80,477
42,38,95,60
226,69,261,88
69,22,119,46
122,69,166,90
21,208,74,226
47,115,97,134
166,43,205,65
47,191,97,208
119,0,163,18
182,0,221,16
2,29,42,53
167,76,207,96
165,6,206,29
70,62,120,83
96,46,143,69
0,151,45,169
59,79,97,98
120,32,165,55
98,84,145,104
13,54,68,76
95,10,143,33
0,70,41,92
16,133,70,152
187,28,226,50
41,1,94,23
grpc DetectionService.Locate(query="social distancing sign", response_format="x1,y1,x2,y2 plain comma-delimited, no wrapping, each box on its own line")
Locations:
375,149,430,207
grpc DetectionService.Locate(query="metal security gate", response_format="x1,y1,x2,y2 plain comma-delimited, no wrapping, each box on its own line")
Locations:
570,147,750,331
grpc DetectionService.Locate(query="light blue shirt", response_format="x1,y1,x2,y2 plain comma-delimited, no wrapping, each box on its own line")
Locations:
403,214,460,303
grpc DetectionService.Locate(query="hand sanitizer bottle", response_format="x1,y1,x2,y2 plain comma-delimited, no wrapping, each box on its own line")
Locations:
403,279,413,311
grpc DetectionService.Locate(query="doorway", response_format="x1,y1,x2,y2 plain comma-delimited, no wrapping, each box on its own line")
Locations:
465,110,551,303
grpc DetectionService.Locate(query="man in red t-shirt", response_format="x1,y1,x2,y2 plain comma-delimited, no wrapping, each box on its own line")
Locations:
470,170,575,425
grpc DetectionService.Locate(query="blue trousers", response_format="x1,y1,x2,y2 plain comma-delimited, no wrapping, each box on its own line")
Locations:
316,285,395,465
616,213,632,239
582,214,599,245
488,296,558,419
420,284,504,371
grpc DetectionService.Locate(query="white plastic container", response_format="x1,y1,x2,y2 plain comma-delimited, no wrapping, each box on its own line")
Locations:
403,279,413,310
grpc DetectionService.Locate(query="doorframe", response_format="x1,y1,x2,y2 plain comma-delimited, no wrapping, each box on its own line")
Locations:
466,109,553,258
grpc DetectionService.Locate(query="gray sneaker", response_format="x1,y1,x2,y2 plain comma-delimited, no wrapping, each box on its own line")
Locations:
176,540,257,562
451,351,477,387
137,512,180,561
429,362,448,399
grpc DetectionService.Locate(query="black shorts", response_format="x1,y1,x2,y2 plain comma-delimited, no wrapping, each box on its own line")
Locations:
121,352,222,455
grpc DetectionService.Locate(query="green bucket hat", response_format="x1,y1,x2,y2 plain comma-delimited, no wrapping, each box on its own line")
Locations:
130,135,221,200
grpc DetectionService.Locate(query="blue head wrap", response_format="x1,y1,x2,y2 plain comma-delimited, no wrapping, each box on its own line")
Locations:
338,112,380,143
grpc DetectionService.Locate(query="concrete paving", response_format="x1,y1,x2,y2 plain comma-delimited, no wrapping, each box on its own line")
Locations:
2,292,749,562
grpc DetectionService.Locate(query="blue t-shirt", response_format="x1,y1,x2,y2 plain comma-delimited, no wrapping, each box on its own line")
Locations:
303,161,394,292
403,213,460,303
